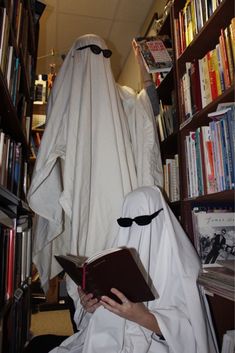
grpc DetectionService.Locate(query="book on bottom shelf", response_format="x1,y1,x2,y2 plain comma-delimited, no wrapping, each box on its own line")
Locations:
55,247,156,303
198,260,234,301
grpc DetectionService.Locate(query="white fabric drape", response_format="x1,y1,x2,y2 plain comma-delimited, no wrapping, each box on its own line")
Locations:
27,34,163,297
49,186,218,353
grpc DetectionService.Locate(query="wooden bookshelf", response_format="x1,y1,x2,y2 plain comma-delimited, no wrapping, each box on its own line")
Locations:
154,0,234,350
0,0,40,352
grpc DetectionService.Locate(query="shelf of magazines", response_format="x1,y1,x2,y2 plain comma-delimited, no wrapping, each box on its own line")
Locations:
198,260,234,302
192,205,235,302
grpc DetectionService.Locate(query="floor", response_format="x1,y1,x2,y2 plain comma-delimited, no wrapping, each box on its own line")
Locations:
30,309,74,337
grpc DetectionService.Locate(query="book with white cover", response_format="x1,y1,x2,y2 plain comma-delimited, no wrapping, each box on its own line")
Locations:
192,209,235,265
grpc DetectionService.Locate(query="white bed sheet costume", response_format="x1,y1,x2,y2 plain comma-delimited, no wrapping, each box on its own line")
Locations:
49,186,218,353
27,34,163,301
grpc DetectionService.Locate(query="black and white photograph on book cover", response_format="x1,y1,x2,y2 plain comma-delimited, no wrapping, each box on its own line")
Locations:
192,209,235,265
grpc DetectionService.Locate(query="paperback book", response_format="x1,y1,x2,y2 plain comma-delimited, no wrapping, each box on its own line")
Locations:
55,247,156,303
134,37,173,73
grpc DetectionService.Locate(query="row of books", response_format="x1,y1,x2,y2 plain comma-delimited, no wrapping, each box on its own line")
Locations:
3,0,24,44
157,95,177,142
0,215,32,308
0,3,34,101
181,21,234,120
175,0,225,56
163,154,180,202
184,103,234,197
0,131,24,197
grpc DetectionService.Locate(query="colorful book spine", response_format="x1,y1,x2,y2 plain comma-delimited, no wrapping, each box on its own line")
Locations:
195,127,204,195
219,28,231,90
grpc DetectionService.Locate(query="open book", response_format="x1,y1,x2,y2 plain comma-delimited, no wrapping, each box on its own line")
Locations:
135,37,173,73
55,247,156,303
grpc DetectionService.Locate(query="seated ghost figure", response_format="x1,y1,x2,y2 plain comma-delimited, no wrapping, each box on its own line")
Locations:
49,186,218,353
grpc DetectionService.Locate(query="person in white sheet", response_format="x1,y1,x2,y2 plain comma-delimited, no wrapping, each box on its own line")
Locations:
27,34,163,306
49,186,218,353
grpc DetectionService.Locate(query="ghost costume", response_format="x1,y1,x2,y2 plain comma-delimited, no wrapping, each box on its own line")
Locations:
27,34,163,299
48,186,218,353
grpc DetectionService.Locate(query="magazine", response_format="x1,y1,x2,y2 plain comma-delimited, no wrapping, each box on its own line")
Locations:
134,36,173,73
192,208,235,265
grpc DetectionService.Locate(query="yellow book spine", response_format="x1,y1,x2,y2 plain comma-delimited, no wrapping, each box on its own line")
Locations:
211,48,222,96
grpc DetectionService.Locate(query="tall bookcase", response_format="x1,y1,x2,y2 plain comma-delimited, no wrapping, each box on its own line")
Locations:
154,0,234,350
0,0,39,352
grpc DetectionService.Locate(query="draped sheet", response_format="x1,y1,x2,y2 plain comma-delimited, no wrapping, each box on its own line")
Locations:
27,34,163,295
49,186,219,353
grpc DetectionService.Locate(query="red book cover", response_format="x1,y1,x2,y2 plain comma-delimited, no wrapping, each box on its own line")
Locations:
174,18,181,57
199,126,208,195
178,9,186,52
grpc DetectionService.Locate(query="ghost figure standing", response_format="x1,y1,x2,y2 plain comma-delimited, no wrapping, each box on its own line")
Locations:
27,34,163,303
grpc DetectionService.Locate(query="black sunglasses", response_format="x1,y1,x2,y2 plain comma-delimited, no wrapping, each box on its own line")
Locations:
117,208,163,227
76,44,112,58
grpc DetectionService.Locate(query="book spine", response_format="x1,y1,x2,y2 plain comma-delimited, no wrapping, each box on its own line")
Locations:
230,19,235,65
224,26,234,85
219,28,231,90
219,118,231,190
195,127,204,195
225,109,235,189
6,228,15,300
190,59,202,113
185,135,193,197
215,43,225,94
82,264,87,290
178,9,186,52
215,121,226,190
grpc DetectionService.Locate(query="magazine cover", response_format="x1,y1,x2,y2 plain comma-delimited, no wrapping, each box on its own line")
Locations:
135,37,173,73
192,209,235,265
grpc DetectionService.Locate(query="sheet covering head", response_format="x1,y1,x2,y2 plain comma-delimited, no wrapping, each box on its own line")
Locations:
27,34,163,297
49,186,218,353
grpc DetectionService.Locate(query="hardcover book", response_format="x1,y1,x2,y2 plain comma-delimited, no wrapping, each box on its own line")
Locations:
55,247,156,303
134,37,173,73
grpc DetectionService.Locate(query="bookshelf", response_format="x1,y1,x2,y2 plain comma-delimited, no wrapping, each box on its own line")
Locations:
153,0,234,350
0,0,40,352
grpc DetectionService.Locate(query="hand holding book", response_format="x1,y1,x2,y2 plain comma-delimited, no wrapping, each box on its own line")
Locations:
78,285,101,313
55,247,156,303
132,39,153,86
